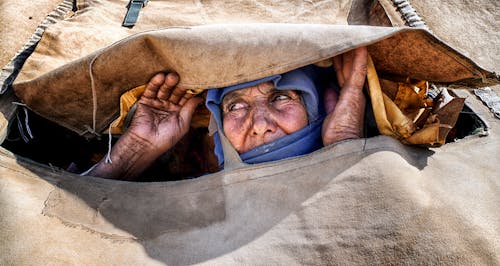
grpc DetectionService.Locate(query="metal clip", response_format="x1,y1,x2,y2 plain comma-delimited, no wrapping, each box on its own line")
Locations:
122,0,149,28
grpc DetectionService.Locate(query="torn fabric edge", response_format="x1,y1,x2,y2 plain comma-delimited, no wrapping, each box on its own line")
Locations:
0,0,73,94
474,87,500,119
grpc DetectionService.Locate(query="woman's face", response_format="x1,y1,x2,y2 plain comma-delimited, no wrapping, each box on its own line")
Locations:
221,81,308,154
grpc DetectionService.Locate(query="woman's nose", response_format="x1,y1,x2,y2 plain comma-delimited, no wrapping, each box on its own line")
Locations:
251,106,276,136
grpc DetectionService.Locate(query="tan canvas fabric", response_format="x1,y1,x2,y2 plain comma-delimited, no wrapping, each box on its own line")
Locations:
0,0,66,67
410,0,499,72
1,93,498,265
15,0,352,81
11,0,499,137
0,0,74,125
8,0,353,137
1,0,500,265
410,0,500,119
13,24,498,137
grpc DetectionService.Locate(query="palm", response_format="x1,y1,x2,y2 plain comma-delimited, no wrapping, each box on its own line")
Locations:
125,73,201,154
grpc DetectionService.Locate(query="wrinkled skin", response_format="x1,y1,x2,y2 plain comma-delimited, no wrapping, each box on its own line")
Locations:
221,82,308,153
322,46,367,145
89,47,367,180
88,73,202,180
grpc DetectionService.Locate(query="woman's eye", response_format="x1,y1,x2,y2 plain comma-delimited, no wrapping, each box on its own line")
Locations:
228,102,247,111
272,94,291,102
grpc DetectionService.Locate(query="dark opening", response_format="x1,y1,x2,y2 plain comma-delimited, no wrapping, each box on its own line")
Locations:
2,94,487,182
3,109,219,181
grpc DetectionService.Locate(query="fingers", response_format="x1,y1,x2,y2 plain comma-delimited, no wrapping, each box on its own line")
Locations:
155,72,191,106
178,93,194,106
333,49,355,88
168,84,187,104
142,73,166,99
142,72,196,108
345,47,368,90
333,47,368,91
341,50,354,79
157,72,179,101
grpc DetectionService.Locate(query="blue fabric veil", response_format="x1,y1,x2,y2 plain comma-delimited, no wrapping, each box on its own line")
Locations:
206,65,329,166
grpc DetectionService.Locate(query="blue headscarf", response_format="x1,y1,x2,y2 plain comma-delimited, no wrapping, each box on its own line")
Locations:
206,65,330,166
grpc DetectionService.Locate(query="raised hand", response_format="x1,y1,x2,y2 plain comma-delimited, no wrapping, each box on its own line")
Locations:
88,72,202,180
127,72,202,155
322,47,367,146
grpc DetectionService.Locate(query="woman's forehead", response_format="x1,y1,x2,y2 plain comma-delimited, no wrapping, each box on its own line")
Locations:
223,81,273,99
222,81,301,104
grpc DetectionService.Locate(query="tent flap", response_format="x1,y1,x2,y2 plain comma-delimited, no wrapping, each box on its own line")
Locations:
13,24,499,137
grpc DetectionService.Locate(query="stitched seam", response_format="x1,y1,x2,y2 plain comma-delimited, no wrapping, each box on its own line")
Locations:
0,0,73,93
392,0,428,29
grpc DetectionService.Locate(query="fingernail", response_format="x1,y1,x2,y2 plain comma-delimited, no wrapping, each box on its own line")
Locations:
166,72,179,83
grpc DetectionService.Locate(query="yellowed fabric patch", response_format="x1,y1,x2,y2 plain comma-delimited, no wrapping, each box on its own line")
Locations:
109,85,146,135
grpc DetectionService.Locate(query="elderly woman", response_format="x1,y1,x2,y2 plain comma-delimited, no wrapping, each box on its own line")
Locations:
88,47,367,180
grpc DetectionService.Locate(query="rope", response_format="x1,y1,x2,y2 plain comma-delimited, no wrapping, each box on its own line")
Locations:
89,54,99,134
105,125,113,164
16,112,29,143
22,107,34,139
13,102,34,142
80,163,98,176
88,55,113,164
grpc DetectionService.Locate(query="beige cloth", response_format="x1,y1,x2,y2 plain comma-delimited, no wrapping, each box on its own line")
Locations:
0,0,64,67
1,97,499,264
410,0,500,72
1,0,499,265
11,0,498,137
13,24,498,137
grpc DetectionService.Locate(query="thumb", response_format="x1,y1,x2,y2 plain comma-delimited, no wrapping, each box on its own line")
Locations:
323,87,338,114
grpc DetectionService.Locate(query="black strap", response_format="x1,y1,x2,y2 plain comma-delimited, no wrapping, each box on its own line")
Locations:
122,102,138,132
122,0,148,28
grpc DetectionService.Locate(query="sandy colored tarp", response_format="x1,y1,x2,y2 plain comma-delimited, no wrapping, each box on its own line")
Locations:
409,0,499,73
409,0,500,119
1,95,499,265
0,0,66,67
1,0,500,265
13,24,498,137
6,0,352,137
14,0,352,81
11,0,499,138
0,0,74,134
